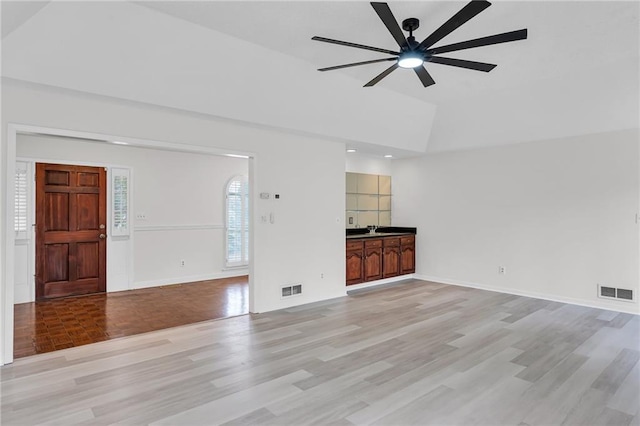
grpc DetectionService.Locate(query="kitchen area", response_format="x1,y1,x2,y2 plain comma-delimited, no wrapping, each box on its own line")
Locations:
345,172,416,287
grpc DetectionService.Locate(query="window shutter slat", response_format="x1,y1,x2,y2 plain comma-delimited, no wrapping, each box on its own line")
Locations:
225,175,249,267
15,162,28,239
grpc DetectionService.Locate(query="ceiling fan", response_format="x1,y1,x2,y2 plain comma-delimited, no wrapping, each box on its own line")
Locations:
312,0,527,87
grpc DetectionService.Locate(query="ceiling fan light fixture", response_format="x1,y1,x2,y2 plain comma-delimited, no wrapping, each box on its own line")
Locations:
397,51,424,69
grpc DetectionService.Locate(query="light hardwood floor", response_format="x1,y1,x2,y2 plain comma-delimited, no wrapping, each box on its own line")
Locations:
1,279,638,425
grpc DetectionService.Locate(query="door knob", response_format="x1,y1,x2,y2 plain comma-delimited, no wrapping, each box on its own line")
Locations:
99,234,106,239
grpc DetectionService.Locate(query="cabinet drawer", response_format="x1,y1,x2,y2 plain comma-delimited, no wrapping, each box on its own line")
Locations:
400,235,415,245
346,240,364,250
364,239,383,248
383,237,400,247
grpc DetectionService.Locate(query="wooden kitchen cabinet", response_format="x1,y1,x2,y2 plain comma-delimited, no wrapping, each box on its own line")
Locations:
383,237,400,278
346,240,364,285
364,239,383,282
346,234,415,285
400,235,416,274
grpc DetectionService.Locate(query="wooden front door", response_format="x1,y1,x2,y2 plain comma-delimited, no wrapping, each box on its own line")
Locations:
36,163,107,300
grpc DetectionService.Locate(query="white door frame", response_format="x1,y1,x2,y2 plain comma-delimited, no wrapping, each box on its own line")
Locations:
2,123,255,365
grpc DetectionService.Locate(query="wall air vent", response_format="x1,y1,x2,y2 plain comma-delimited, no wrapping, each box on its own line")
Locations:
598,285,634,302
616,288,633,301
600,286,616,298
281,284,302,298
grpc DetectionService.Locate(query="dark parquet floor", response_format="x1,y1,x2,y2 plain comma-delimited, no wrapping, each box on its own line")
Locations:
13,276,249,358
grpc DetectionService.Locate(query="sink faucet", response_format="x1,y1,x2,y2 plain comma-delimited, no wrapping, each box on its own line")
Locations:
369,225,378,234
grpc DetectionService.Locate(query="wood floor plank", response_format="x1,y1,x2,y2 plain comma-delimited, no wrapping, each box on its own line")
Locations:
592,348,640,395
607,361,640,416
150,370,311,426
2,279,638,426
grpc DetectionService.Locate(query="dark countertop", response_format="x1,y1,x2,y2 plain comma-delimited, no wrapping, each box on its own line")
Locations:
346,232,413,240
346,227,417,240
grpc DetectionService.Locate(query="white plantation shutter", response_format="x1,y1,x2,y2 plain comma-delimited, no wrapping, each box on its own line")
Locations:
226,175,249,267
111,168,130,237
14,162,29,240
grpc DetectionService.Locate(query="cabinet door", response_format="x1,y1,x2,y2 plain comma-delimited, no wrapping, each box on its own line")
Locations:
383,246,400,278
364,247,383,281
346,249,365,285
400,243,415,274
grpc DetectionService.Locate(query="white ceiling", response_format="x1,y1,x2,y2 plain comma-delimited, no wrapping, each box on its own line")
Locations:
2,1,639,157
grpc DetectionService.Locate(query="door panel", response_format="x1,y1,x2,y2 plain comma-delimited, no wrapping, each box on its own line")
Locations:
76,194,100,229
44,244,69,282
77,172,99,187
383,246,400,278
364,247,383,281
36,163,107,300
77,242,100,279
45,170,70,186
45,193,70,230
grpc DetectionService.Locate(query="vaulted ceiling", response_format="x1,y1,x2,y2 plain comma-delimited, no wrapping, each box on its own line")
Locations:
2,1,639,157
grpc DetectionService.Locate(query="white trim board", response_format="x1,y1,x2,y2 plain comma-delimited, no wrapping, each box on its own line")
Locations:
414,274,640,315
345,274,416,292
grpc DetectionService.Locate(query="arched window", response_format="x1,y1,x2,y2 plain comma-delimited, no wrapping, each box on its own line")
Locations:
225,175,249,267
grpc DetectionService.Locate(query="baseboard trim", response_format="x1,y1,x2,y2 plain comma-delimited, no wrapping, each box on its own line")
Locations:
133,270,248,290
346,274,415,292
414,274,639,315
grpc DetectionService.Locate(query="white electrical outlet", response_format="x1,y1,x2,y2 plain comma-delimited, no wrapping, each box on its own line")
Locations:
180,259,185,267
499,266,506,274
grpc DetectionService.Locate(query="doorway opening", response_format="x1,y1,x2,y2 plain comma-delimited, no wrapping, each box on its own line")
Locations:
6,125,254,362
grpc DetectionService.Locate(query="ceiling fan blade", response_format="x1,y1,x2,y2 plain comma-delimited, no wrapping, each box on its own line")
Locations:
417,0,491,50
318,58,397,72
364,63,399,87
312,36,400,56
426,29,528,55
414,65,436,87
370,2,408,48
428,56,496,72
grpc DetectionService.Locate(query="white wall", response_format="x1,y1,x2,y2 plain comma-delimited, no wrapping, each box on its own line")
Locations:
345,153,392,176
14,134,248,302
393,129,640,313
1,1,436,153
1,79,347,364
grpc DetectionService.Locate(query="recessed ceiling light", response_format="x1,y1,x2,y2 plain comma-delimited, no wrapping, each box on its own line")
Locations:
111,141,129,145
346,149,357,153
384,154,393,158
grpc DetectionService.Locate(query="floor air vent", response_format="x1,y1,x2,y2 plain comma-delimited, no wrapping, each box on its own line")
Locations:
599,285,634,302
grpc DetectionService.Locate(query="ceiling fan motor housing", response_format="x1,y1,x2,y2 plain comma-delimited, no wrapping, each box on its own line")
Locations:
402,18,420,32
